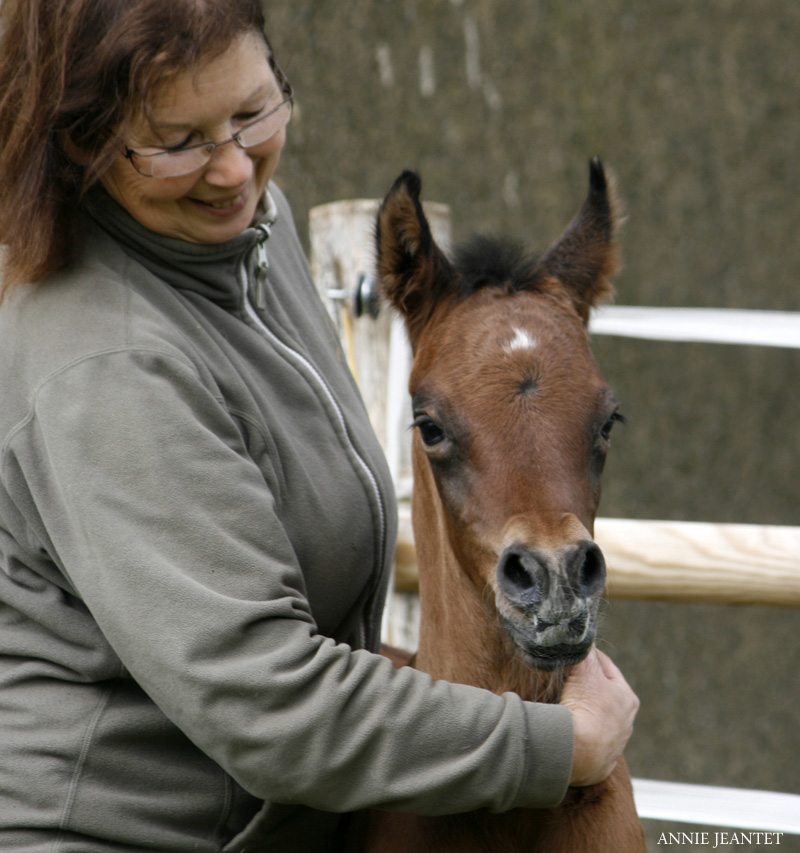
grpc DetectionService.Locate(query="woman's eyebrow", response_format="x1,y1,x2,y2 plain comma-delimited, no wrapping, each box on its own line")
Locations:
150,79,280,132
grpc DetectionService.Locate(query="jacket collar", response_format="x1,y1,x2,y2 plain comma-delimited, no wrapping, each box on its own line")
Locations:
84,187,279,309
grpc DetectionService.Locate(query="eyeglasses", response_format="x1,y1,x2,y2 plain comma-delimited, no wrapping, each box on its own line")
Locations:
124,85,293,179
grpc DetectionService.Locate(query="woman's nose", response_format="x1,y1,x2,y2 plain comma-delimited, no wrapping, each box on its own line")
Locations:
203,139,254,186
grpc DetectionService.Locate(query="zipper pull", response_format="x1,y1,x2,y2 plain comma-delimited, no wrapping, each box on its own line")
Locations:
254,225,271,310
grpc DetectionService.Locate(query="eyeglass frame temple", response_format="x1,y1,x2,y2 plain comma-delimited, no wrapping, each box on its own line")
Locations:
269,56,294,103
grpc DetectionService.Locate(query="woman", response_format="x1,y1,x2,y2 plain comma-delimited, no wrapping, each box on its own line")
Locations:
0,1,639,851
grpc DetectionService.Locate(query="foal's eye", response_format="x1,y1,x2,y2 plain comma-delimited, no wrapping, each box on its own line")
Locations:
599,412,625,444
413,416,446,447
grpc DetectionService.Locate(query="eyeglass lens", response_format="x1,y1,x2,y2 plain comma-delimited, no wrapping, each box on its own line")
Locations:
130,98,292,179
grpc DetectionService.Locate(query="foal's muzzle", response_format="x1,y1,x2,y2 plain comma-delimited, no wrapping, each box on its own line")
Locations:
495,541,607,670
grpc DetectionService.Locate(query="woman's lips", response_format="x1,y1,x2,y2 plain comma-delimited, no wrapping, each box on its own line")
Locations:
191,186,251,217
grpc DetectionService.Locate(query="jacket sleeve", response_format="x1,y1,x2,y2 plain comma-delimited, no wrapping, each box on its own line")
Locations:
8,345,573,814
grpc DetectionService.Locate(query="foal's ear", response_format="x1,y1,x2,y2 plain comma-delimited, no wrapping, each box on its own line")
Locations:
376,170,456,348
536,157,621,324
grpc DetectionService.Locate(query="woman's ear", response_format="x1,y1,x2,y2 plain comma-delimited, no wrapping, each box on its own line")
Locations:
60,132,93,166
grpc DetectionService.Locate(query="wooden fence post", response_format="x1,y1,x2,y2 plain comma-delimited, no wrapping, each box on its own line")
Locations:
309,197,451,493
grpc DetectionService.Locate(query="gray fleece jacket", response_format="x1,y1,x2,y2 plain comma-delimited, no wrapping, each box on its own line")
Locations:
0,185,573,852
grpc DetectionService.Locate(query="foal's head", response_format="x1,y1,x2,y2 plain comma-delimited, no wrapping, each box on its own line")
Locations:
377,159,622,673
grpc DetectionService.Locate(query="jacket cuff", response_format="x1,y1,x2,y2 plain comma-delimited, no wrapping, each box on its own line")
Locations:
511,699,574,810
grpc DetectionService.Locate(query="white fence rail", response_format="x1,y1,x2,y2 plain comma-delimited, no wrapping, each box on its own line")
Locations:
631,779,800,835
590,305,800,349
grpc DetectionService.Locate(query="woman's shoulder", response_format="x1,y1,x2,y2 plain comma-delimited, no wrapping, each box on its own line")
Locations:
0,231,201,439
2,226,186,357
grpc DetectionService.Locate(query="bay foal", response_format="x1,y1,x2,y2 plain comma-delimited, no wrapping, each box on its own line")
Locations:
366,160,644,852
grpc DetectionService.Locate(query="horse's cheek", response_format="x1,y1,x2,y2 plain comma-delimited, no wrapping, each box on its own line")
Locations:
428,458,472,520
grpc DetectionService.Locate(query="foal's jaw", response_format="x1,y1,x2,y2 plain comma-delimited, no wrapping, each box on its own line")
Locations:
496,595,600,672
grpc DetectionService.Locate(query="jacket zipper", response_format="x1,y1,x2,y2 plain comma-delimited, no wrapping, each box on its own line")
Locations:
242,226,387,647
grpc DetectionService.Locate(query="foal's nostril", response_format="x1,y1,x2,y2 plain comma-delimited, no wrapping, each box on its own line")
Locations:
503,553,531,590
575,542,606,597
496,548,545,605
498,543,604,607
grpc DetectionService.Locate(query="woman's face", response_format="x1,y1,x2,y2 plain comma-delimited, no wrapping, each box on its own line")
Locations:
101,32,286,244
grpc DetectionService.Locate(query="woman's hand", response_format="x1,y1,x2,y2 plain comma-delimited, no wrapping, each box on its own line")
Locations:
559,648,640,787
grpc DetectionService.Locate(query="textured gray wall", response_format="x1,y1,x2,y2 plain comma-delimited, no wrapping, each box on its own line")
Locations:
262,2,799,847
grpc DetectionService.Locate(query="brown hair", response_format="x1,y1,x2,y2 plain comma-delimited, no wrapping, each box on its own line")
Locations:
0,0,279,298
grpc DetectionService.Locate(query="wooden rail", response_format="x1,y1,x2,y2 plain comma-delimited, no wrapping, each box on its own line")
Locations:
596,518,800,607
394,505,800,608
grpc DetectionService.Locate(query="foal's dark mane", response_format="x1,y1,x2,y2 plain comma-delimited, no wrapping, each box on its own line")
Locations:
450,235,545,299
